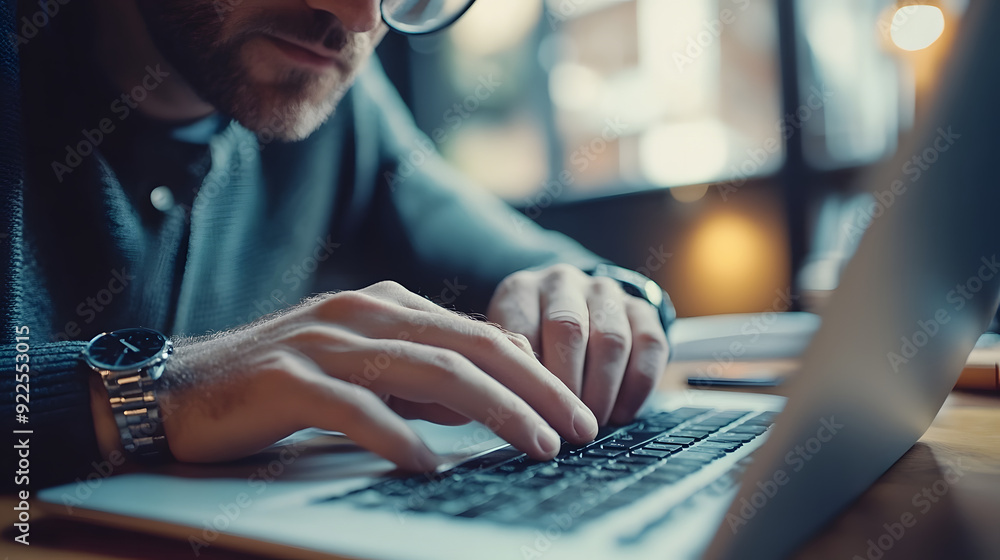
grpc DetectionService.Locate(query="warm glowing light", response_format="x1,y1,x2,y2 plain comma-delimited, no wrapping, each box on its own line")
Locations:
890,5,945,51
678,210,788,315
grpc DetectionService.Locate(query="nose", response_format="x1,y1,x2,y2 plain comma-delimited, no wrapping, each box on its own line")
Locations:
304,0,382,33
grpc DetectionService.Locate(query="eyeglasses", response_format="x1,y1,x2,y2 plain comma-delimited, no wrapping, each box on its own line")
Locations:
381,0,477,35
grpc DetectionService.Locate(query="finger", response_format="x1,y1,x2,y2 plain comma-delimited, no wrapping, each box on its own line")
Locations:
609,298,670,425
389,316,597,444
488,274,542,352
582,279,632,426
539,275,590,396
388,398,472,426
300,330,569,460
307,288,598,444
367,280,538,361
299,366,441,472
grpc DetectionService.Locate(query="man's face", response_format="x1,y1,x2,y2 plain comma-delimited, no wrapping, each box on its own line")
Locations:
136,0,388,141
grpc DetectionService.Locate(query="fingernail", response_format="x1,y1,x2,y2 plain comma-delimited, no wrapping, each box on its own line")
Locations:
535,425,561,456
572,405,599,440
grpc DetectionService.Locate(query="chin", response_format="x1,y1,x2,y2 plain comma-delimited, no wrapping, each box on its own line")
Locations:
226,81,351,142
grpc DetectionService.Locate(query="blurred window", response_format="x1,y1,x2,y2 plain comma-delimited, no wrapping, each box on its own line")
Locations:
404,0,782,201
397,0,955,202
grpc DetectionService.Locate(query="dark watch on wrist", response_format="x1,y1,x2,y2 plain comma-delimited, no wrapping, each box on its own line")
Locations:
82,328,174,462
588,263,676,335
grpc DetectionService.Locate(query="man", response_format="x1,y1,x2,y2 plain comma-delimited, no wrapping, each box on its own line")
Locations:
1,0,672,488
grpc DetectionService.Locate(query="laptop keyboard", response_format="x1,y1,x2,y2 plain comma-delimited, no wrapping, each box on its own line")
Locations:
327,407,775,527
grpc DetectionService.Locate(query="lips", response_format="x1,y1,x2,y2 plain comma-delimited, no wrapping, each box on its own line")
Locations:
265,34,346,71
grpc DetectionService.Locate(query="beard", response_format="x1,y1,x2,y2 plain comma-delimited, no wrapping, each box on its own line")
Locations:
135,1,376,141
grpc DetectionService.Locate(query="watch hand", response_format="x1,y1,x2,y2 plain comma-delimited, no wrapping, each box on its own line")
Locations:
115,352,126,366
120,339,140,353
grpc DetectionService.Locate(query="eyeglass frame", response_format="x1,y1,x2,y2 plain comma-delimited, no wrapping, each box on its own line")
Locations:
381,0,478,35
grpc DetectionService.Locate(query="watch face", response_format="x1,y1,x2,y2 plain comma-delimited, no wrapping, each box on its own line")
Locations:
85,328,169,371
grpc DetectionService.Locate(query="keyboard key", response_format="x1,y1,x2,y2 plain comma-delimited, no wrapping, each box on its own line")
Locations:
671,407,714,418
559,453,606,464
655,436,696,446
708,433,756,443
584,448,625,459
451,449,524,474
619,429,664,444
642,469,686,484
682,449,725,460
601,442,631,450
727,424,768,435
697,441,741,452
615,454,661,465
631,449,672,459
643,443,683,453
456,493,518,518
655,462,702,475
534,465,573,478
669,429,713,440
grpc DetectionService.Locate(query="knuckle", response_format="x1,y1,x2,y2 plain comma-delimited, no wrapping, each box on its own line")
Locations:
634,329,668,353
368,280,406,295
494,273,537,304
547,313,587,344
591,276,622,294
591,329,630,358
470,324,507,351
509,332,533,351
425,349,468,381
546,263,579,277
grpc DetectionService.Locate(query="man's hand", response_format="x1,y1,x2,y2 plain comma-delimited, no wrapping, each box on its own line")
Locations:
487,264,670,427
139,281,599,471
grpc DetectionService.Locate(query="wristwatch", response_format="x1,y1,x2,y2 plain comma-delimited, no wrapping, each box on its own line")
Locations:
82,328,174,462
589,263,676,335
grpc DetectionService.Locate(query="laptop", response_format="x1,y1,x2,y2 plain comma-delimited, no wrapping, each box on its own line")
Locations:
37,2,1000,558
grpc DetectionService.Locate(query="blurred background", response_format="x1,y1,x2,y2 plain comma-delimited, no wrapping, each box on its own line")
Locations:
375,0,968,317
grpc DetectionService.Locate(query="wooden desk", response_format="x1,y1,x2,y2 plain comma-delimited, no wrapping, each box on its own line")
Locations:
3,361,999,559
